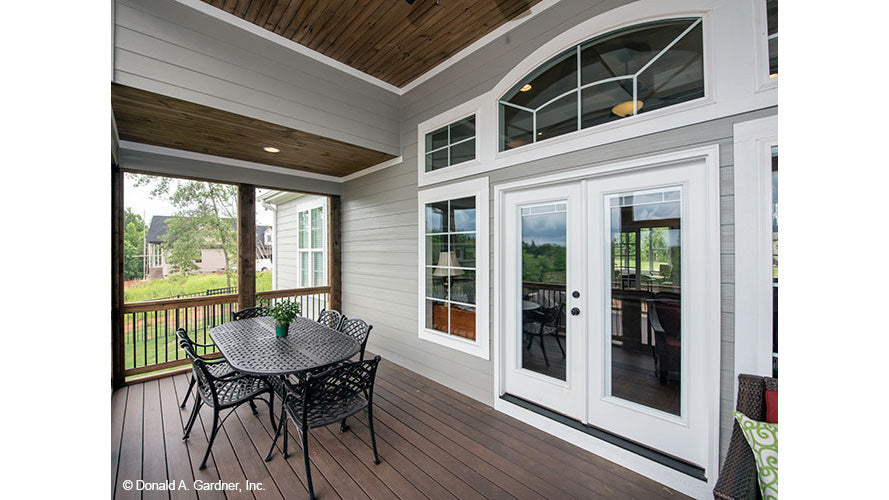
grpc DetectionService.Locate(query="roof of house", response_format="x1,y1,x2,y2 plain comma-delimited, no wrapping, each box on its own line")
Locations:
146,215,269,245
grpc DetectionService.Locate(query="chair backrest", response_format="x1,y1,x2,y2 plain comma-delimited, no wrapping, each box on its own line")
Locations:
232,306,267,321
339,318,373,359
287,356,381,427
177,329,217,404
317,309,344,330
648,293,681,337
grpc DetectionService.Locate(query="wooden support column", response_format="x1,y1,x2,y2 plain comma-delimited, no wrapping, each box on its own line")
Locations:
237,184,256,311
111,165,125,389
328,195,342,312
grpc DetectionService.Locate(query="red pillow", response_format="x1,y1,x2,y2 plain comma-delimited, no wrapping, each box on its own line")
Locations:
764,389,778,423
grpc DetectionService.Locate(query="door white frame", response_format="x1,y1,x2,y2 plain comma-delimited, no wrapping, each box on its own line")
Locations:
493,145,721,499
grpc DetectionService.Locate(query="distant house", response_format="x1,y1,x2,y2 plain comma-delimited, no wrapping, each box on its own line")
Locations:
258,191,327,290
146,215,272,279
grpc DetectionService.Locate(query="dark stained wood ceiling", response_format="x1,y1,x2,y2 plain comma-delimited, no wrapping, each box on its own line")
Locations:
201,0,542,87
112,83,395,177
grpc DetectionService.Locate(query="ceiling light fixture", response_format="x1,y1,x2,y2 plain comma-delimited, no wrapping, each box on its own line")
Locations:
520,84,532,92
263,146,280,153
769,73,778,79
611,100,644,117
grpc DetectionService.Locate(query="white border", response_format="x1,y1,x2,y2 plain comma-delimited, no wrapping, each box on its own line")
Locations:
733,115,778,390
417,177,490,359
417,93,487,187
493,146,721,499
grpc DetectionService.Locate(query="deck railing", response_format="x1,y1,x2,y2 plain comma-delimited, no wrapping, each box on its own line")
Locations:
121,286,331,380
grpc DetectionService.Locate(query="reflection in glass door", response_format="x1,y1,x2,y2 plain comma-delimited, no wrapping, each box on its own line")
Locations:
607,188,682,416
521,203,568,381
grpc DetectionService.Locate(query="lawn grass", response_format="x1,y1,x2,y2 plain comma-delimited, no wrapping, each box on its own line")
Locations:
125,271,272,302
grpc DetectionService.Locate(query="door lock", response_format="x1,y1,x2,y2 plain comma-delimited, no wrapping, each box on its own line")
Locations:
572,291,580,298
570,307,581,316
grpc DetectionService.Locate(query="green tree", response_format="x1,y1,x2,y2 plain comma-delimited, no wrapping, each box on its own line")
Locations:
133,175,239,288
123,209,146,280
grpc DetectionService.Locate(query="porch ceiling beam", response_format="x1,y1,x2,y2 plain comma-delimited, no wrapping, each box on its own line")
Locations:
237,184,256,311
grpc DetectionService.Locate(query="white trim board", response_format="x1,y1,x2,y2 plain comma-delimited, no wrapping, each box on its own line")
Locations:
172,0,560,96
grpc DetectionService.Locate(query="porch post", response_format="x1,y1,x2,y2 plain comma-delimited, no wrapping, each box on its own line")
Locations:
237,184,256,311
111,165,125,389
328,195,342,312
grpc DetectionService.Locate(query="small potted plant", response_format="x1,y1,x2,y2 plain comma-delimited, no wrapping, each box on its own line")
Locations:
270,300,300,337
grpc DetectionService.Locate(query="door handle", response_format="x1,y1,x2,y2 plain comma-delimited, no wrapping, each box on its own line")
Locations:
570,307,581,316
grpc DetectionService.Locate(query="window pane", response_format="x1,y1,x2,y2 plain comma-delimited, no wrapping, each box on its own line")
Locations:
425,235,447,266
450,116,475,143
425,201,449,233
580,20,694,84
426,299,448,334
766,0,778,36
300,252,309,287
636,23,704,115
450,197,476,232
449,139,475,165
768,37,778,76
772,145,778,377
536,92,578,141
310,207,322,249
581,80,635,128
426,149,449,172
313,251,324,286
766,0,778,75
298,211,308,248
451,233,476,269
426,126,448,152
450,270,476,305
503,48,577,109
425,267,448,300
500,104,533,151
450,305,476,340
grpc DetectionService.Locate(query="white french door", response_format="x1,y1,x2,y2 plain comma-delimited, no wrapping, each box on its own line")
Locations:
501,157,717,468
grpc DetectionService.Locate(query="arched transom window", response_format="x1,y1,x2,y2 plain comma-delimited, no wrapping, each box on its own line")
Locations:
499,18,704,151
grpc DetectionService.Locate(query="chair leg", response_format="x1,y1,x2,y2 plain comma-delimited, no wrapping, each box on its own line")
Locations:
180,375,196,408
248,400,258,415
340,418,349,433
182,399,202,439
302,427,315,500
282,418,289,459
265,406,286,462
199,409,220,470
266,396,276,430
539,334,550,367
554,333,565,357
367,405,380,465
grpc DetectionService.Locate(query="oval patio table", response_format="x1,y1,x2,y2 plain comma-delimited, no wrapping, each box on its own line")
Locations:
209,315,361,377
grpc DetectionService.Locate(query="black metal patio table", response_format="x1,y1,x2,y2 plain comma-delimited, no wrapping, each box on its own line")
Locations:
209,316,361,377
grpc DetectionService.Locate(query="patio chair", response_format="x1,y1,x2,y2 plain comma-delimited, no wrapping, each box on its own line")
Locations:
316,309,344,330
175,328,245,410
647,292,681,383
232,305,268,321
522,303,565,367
265,356,382,500
180,335,276,470
339,318,373,360
713,374,778,500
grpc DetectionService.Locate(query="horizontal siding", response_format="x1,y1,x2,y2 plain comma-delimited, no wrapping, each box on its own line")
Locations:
114,0,399,155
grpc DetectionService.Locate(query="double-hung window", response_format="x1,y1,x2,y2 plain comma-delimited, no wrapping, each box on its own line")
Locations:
418,178,489,359
298,205,325,287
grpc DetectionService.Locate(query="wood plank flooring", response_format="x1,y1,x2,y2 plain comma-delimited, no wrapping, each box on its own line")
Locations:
111,356,690,499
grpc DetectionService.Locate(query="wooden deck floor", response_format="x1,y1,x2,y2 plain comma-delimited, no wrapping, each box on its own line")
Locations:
112,356,690,500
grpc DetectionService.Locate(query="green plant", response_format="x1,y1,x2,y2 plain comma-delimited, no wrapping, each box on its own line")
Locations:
270,300,300,326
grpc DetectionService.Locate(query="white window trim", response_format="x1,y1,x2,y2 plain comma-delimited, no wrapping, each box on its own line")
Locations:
417,93,487,187
296,198,328,288
752,0,778,92
417,177,490,359
733,115,778,391
415,0,776,187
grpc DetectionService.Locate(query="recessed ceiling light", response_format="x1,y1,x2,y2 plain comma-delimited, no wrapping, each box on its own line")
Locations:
520,84,532,92
769,73,778,79
263,146,280,153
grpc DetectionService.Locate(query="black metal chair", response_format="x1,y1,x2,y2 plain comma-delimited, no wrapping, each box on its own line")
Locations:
339,318,373,360
522,303,565,367
232,306,268,321
179,333,275,470
316,309,344,330
176,328,241,410
265,356,382,500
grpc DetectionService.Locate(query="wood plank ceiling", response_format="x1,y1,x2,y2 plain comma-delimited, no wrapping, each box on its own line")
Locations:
201,0,542,87
112,83,395,177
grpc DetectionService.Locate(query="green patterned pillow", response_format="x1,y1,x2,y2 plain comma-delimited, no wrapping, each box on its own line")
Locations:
734,411,778,500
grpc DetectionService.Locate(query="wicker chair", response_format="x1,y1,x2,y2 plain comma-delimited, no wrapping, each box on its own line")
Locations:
522,303,565,367
175,328,242,410
316,309,344,330
339,318,373,360
232,306,268,321
265,356,382,500
713,374,778,500
179,334,275,470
